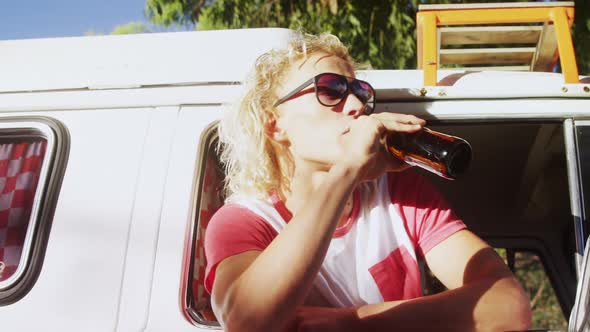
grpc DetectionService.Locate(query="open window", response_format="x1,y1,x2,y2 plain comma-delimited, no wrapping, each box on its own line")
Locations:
183,120,577,329
420,121,575,330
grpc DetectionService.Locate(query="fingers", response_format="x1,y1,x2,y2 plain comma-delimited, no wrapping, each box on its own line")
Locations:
369,113,426,133
344,115,386,138
371,112,426,125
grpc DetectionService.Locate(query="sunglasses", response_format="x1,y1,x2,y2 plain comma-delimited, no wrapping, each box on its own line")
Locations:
273,72,376,115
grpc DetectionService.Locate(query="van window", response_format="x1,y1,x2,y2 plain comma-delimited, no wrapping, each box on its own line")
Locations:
186,121,576,329
186,123,224,327
0,119,66,305
0,139,47,283
423,122,575,329
574,123,590,241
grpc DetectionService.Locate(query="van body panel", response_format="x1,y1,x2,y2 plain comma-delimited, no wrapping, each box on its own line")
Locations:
116,107,180,331
379,99,590,121
367,70,589,100
145,106,221,332
0,85,242,112
0,109,150,330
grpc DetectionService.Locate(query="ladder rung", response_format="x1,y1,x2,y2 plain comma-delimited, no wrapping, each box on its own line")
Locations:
533,24,557,72
440,26,542,46
419,1,574,11
416,2,578,85
439,47,536,65
444,65,531,71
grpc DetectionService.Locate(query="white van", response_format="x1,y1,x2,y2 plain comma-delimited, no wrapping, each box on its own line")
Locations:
0,27,589,331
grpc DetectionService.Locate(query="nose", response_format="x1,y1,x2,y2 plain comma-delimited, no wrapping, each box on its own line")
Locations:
341,93,364,118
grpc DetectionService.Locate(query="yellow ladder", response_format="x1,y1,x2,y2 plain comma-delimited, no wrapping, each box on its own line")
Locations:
416,1,579,86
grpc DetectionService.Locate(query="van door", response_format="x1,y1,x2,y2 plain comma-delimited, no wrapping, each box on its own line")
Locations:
0,108,158,331
144,105,221,332
568,235,590,332
565,119,590,273
566,119,590,331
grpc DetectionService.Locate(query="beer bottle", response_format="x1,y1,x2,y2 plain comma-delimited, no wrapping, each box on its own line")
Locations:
384,128,472,180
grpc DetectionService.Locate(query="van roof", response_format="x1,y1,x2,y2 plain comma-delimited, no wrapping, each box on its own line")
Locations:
0,28,588,100
0,28,293,93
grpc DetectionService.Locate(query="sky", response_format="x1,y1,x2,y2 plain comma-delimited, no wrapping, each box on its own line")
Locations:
0,0,556,41
0,0,185,41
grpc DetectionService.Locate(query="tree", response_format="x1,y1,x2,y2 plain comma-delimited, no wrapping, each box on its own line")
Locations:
572,0,590,75
146,0,589,73
111,22,152,35
145,0,206,27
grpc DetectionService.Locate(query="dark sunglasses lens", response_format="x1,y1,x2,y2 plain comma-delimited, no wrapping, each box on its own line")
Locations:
352,80,375,114
363,102,374,115
316,74,348,106
352,80,374,104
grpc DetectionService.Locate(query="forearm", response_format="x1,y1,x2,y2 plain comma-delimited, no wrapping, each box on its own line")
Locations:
221,165,359,331
350,276,531,332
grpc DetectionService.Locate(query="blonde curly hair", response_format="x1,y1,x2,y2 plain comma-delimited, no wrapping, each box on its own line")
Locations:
218,32,356,200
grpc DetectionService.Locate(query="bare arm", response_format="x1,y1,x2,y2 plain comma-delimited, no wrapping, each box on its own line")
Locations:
211,165,358,332
293,230,532,332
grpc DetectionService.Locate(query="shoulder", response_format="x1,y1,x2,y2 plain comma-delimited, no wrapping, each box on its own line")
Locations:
386,169,437,204
210,203,265,224
203,203,278,294
204,203,278,275
355,171,431,208
206,203,277,242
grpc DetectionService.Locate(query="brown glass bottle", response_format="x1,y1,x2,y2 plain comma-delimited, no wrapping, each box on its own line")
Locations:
384,128,472,180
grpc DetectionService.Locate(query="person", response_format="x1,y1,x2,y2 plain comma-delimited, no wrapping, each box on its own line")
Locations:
204,32,532,332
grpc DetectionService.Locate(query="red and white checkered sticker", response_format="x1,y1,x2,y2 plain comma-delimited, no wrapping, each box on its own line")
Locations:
192,156,223,315
0,141,46,282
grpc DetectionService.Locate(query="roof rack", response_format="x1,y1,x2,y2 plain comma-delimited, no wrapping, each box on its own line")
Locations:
416,2,579,86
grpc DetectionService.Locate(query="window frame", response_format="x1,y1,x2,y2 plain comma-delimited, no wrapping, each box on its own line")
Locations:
0,116,69,305
565,119,586,274
566,119,590,329
183,117,584,328
182,120,223,329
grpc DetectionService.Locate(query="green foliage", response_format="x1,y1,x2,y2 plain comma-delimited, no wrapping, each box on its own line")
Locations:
146,0,590,74
145,0,208,27
489,249,567,330
169,0,428,69
574,0,590,75
509,251,567,330
111,22,152,35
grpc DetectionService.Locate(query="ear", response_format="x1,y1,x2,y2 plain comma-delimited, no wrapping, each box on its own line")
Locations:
265,115,289,144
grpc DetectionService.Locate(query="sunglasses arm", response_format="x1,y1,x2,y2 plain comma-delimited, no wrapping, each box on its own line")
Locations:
273,77,315,107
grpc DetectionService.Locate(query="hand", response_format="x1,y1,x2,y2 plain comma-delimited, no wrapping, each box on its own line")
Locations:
283,306,360,332
336,113,425,183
